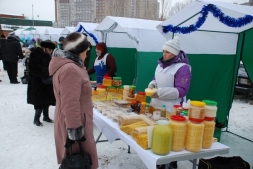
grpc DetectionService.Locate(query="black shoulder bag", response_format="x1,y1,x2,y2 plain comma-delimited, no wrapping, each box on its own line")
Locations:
60,141,92,169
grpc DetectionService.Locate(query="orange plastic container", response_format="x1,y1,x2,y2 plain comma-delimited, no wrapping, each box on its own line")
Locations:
169,115,187,151
185,119,204,152
202,117,215,149
102,76,112,86
136,92,146,103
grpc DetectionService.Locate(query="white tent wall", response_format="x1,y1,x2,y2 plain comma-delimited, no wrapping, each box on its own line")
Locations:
169,32,238,54
60,27,75,36
45,28,64,42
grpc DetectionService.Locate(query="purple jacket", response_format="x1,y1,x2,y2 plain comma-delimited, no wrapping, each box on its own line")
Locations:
154,50,192,98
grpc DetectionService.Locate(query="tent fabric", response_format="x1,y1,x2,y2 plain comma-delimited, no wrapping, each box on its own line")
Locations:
60,27,75,35
156,0,253,127
74,22,101,45
157,0,253,36
95,16,166,51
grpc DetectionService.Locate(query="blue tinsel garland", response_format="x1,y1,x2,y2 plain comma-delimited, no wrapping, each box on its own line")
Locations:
77,25,99,44
162,4,253,34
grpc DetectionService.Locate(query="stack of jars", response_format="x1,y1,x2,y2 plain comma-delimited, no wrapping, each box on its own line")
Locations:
185,101,206,152
202,100,218,149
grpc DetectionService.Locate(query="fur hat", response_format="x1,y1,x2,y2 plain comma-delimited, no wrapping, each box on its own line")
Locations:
40,40,56,49
162,36,180,56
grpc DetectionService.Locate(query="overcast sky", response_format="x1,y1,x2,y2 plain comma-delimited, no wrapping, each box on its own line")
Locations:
0,0,250,22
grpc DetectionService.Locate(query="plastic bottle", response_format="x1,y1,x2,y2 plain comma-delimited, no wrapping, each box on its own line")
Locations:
185,118,204,152
202,100,218,118
169,115,187,151
151,120,172,155
153,107,161,121
202,117,215,149
160,105,167,118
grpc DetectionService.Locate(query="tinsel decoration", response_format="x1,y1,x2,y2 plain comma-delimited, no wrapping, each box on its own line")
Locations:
162,4,253,34
77,25,99,44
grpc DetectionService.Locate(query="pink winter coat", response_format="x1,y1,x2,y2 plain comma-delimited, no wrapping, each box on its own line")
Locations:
49,57,98,169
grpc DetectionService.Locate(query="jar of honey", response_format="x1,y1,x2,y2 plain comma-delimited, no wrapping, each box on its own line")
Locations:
202,100,218,118
117,86,124,95
139,102,146,114
128,85,136,98
169,115,187,151
96,85,106,95
202,117,215,149
151,120,172,155
102,76,112,86
185,118,204,152
112,77,122,87
107,86,117,93
188,101,206,122
136,92,146,103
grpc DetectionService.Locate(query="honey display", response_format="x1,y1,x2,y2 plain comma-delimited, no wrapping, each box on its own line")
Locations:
128,85,136,98
202,100,218,118
136,92,146,103
185,119,204,152
107,86,120,101
169,115,187,151
92,85,107,101
188,101,206,122
112,77,122,87
139,102,146,114
202,117,215,149
102,76,112,86
96,85,106,94
117,86,124,95
173,104,181,115
151,120,172,155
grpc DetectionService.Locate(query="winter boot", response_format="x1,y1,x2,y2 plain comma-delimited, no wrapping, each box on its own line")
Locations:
34,109,43,126
43,107,54,123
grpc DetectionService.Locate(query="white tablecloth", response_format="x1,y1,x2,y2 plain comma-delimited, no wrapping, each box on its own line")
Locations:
93,108,230,169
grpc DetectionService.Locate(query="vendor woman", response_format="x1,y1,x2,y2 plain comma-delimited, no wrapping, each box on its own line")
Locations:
148,36,192,169
88,42,117,83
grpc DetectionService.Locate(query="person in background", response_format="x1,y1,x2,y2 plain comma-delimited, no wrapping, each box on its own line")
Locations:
2,35,24,84
49,32,98,169
148,37,192,169
58,36,65,50
0,34,6,72
27,40,56,126
88,42,117,83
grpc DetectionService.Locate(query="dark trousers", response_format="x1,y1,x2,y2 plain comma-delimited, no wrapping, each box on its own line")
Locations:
2,60,7,70
5,61,18,83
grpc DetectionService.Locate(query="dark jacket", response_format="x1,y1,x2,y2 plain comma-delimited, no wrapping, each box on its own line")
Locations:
27,47,55,106
2,36,24,63
0,38,6,60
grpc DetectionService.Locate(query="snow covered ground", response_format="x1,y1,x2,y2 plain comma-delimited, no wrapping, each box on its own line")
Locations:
0,62,252,169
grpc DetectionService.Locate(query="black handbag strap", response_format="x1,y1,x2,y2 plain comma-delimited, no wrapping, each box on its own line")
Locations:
69,141,84,159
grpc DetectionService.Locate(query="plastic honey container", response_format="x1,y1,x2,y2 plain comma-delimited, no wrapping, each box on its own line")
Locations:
96,85,106,94
128,85,136,98
188,101,206,121
136,92,146,103
202,117,215,149
173,104,181,115
117,86,124,95
185,118,204,152
151,120,172,155
169,115,187,151
107,86,117,93
102,76,112,87
202,100,218,118
112,77,122,87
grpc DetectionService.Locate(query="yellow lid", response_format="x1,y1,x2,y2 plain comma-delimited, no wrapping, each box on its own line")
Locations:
141,102,147,105
190,101,206,107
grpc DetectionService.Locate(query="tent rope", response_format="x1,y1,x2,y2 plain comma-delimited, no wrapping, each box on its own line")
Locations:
162,4,253,34
76,25,99,44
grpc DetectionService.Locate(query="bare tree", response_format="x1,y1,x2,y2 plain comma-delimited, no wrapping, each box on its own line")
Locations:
159,0,173,20
160,0,194,20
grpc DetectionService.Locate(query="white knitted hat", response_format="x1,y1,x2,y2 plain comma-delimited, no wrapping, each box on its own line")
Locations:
162,36,180,56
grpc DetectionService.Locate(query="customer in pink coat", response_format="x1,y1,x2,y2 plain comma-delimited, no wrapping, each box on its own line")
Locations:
49,32,98,169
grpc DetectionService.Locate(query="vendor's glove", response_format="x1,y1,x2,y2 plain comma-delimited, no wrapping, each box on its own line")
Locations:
151,90,159,98
148,81,157,89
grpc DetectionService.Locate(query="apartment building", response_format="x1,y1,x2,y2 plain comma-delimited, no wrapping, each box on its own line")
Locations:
57,0,159,27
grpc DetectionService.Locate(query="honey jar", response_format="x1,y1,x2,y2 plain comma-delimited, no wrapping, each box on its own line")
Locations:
112,77,122,87
102,76,112,87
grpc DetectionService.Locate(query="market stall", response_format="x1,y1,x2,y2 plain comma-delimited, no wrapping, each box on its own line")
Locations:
156,0,253,130
94,16,167,86
60,26,75,37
